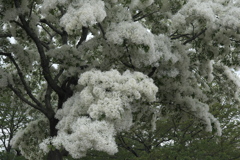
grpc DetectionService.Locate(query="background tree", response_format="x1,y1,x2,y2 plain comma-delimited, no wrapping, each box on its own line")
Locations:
129,103,240,160
0,0,240,160
0,89,29,160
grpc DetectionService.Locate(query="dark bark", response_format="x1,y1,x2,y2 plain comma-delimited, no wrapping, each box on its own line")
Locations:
76,26,88,48
47,150,63,160
47,117,63,160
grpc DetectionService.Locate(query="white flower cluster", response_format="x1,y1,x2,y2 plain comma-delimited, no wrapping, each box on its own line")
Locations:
42,69,158,158
105,3,132,23
106,21,171,66
42,0,67,11
41,117,117,159
60,0,106,34
11,118,49,160
171,0,240,38
171,0,219,32
79,69,158,103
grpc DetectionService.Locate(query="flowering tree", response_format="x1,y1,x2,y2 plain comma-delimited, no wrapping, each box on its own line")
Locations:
1,0,240,159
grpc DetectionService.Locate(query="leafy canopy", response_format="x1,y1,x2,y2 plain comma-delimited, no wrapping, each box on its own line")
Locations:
0,0,240,159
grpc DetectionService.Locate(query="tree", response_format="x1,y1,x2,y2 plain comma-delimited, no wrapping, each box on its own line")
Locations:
1,0,240,159
0,89,29,160
129,103,240,160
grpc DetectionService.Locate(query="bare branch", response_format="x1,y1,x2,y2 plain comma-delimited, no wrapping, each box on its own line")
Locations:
117,135,139,157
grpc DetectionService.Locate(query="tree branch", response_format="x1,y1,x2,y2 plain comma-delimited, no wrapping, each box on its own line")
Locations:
40,19,63,35
148,67,157,77
44,85,52,109
8,85,47,115
76,26,88,48
0,52,11,56
13,0,65,97
170,28,207,45
117,135,139,157
7,54,44,109
40,19,68,44
134,9,160,22
98,23,106,40
183,28,206,45
0,33,12,38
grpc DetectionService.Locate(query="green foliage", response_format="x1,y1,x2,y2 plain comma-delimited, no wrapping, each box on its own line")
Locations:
0,151,26,160
0,89,31,157
80,103,240,160
129,103,240,160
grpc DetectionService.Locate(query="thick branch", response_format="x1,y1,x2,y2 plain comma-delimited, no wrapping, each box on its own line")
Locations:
148,67,157,77
7,54,44,109
40,19,68,44
76,27,88,48
13,0,65,97
45,85,53,109
8,85,47,115
0,52,11,56
40,19,63,35
98,23,106,40
0,33,12,38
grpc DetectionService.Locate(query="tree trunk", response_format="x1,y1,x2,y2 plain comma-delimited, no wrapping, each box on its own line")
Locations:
47,150,63,160
47,116,63,160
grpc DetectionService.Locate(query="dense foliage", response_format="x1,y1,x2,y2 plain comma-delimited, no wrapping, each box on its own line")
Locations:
0,89,30,159
1,0,240,159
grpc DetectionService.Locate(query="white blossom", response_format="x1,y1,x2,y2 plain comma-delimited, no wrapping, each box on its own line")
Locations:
49,69,158,157
52,117,118,159
106,21,171,66
60,0,106,33
11,118,49,160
